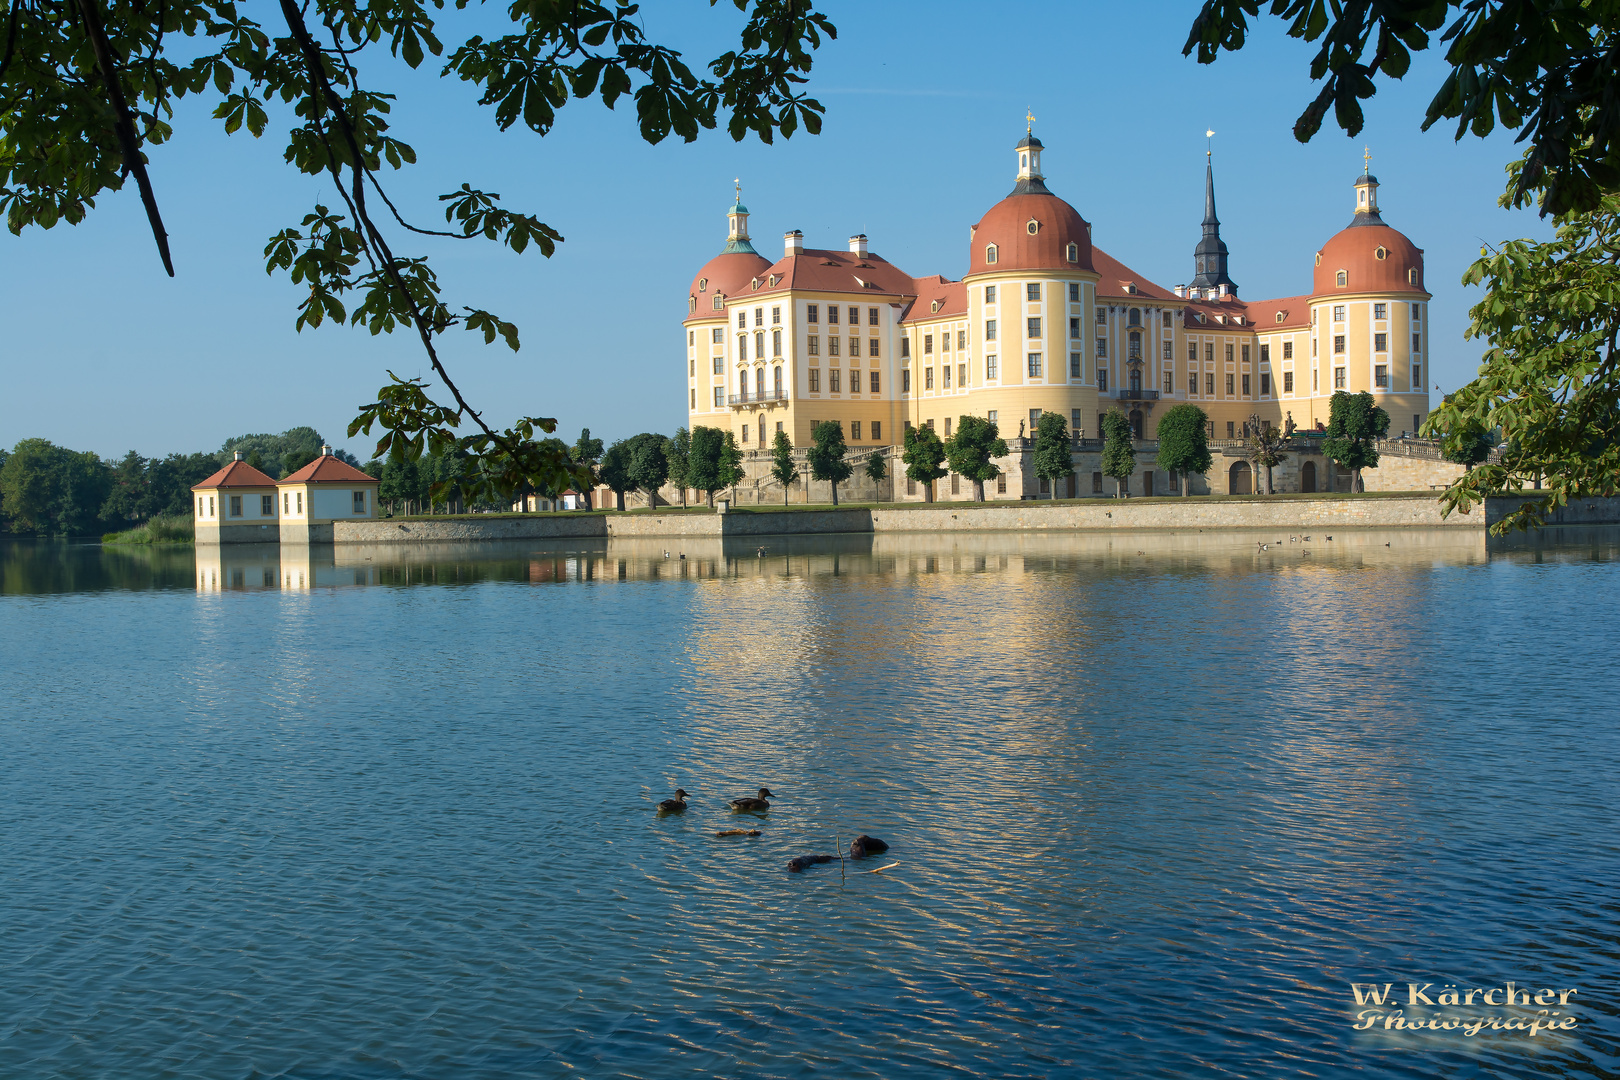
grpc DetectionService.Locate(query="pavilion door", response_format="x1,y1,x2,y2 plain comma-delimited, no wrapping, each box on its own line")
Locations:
1142,471,1153,497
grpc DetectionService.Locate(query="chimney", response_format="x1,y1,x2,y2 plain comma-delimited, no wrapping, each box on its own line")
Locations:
849,234,868,258
233,451,243,461
1174,285,1185,298
1217,283,1230,298
784,230,804,257
321,444,332,456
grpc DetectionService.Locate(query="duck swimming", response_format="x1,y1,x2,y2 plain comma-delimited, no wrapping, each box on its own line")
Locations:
730,787,774,812
657,789,689,813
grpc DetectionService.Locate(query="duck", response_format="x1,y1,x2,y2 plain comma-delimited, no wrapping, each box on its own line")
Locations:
657,788,689,813
730,787,775,812
848,834,889,859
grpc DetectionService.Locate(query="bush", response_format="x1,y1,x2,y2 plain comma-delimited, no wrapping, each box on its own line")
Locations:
103,514,194,545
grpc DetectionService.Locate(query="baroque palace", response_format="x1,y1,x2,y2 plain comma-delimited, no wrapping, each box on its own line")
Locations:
684,130,1431,472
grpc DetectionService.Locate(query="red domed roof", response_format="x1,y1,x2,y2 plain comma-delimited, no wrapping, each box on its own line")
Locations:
1313,221,1425,296
968,191,1094,276
688,250,771,312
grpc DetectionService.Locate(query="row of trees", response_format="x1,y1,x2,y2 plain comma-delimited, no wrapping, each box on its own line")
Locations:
0,430,359,536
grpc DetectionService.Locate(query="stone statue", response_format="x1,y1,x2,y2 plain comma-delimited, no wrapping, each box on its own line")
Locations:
1284,411,1297,436
1018,419,1026,438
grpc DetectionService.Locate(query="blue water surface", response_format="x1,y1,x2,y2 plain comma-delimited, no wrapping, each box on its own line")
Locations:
1,529,1616,1079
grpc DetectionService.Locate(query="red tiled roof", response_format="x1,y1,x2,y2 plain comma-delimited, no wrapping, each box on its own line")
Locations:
968,190,1094,275
278,455,378,485
687,250,772,320
191,460,279,491
750,248,921,299
900,276,966,322
1241,294,1313,330
1090,247,1178,302
1315,221,1426,296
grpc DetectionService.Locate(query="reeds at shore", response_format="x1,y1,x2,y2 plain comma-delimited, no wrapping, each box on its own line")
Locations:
102,515,194,545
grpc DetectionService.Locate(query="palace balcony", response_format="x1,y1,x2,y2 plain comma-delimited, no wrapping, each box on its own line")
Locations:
729,390,789,406
1115,388,1160,400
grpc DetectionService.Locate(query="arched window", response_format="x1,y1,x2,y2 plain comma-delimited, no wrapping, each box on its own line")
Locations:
755,368,765,396
688,297,696,313
1128,308,1141,327
1128,331,1142,360
738,335,748,360
1066,242,1078,262
1408,268,1419,285
773,365,782,394
1336,270,1348,287
712,294,723,310
985,244,998,264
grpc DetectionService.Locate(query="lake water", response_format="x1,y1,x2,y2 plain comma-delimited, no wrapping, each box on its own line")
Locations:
3,529,1617,1079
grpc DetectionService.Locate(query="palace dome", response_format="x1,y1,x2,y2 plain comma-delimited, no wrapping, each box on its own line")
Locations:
967,134,1094,276
689,250,771,306
1312,172,1426,295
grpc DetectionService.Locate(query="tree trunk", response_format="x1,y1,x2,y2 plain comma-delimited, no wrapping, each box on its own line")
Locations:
924,480,933,503
1352,468,1364,492
974,478,985,502
616,490,625,512
783,483,789,506
831,481,839,506
1264,466,1274,495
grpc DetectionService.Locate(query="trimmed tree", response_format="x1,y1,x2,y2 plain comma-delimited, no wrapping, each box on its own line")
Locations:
572,428,604,509
1245,424,1289,495
770,429,800,505
864,446,889,500
1100,410,1136,497
1156,403,1212,496
665,427,692,507
626,432,669,508
1322,391,1390,492
902,423,948,501
944,414,1008,502
717,429,746,500
1436,398,1495,473
1032,410,1073,499
686,426,724,507
598,439,633,511
808,420,853,505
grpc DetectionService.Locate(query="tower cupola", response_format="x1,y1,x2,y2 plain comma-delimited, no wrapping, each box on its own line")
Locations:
1351,150,1383,225
1011,112,1051,195
723,179,757,255
1189,137,1237,296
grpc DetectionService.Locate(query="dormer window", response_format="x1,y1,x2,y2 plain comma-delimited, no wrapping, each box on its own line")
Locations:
768,274,779,287
1408,268,1419,285
1275,311,1285,323
1314,253,1322,266
1065,242,1078,262
712,294,723,310
688,297,696,313
931,300,941,313
1026,219,1040,235
750,277,760,291
1374,246,1387,261
985,244,998,264
1196,312,1206,324
1336,270,1348,287
698,277,708,291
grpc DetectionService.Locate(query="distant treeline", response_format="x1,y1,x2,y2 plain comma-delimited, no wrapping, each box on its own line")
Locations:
0,428,360,536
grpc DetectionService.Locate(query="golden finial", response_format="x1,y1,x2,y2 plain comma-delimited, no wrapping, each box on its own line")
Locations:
733,177,741,203
1206,128,1215,159
1025,110,1036,133
1363,146,1371,173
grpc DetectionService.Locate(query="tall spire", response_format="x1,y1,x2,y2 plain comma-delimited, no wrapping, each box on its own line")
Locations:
1190,137,1236,294
722,179,757,255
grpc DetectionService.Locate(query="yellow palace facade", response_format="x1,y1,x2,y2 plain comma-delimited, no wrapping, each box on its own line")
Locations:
684,133,1431,450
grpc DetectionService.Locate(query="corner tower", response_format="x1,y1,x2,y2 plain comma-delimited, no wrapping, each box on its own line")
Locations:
1190,149,1236,295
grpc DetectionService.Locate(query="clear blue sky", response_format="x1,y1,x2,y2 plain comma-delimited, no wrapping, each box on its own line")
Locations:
0,1,1551,460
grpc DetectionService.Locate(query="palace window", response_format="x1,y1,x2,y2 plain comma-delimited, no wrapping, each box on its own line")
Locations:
869,307,880,326
986,319,997,341
959,363,967,387
851,421,861,440
942,364,952,388
1128,332,1142,360
985,285,997,304
1163,311,1173,328
1028,353,1043,377
1226,374,1235,395
1283,341,1293,359
1066,242,1079,262
773,330,782,356
808,335,819,356
688,330,695,347
1409,268,1419,285
849,337,860,358
924,334,933,354
1128,308,1141,327
870,338,880,357
901,369,910,393
1069,317,1080,340
1070,353,1081,378
1375,246,1388,261
1374,332,1387,352
755,331,764,356
1164,371,1174,393
1026,283,1040,302
1097,368,1108,391
1413,333,1422,353
1412,303,1422,322
808,304,819,323
809,369,820,392
1336,270,1348,287
1260,344,1270,363
986,354,999,380
711,328,723,344
901,338,911,358
870,371,880,393
1069,283,1080,302
1283,371,1294,393
925,367,934,389
1374,303,1387,320
754,308,764,327
1225,343,1234,362
1205,373,1215,395
828,306,839,324
848,307,859,324
1227,422,1236,439
712,295,723,310
830,370,841,393
738,335,748,360
737,310,747,329
1188,373,1197,394
1260,373,1271,396
772,306,781,324
1096,307,1106,324
1335,366,1346,388
985,244,998,264
774,366,783,394
1412,363,1421,387
1334,335,1346,354
714,386,725,407
829,336,841,356
1242,344,1250,363
872,422,882,441
1163,341,1173,360
1188,342,1197,361
1242,374,1250,395
1028,317,1041,338
1205,343,1215,362
1333,305,1346,322
1375,365,1389,388
958,330,967,350
942,332,950,352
